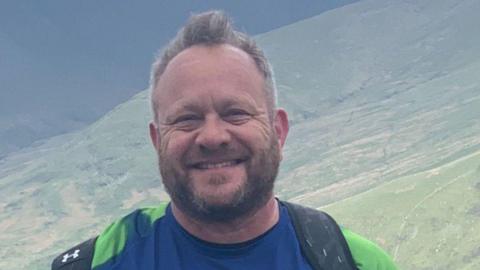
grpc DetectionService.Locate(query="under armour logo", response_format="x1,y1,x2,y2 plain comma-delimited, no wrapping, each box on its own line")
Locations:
62,249,80,263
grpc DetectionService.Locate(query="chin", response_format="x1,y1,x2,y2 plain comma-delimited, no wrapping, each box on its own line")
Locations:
194,182,245,206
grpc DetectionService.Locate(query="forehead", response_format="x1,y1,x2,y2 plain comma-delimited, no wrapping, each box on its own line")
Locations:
152,44,266,116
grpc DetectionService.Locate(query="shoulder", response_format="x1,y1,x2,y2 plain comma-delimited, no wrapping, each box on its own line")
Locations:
51,202,169,270
281,200,397,270
341,228,398,270
91,203,169,268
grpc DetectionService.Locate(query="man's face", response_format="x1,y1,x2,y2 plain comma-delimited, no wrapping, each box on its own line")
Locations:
150,44,288,222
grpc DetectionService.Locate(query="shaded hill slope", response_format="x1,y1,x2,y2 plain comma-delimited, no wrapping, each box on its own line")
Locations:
0,0,358,158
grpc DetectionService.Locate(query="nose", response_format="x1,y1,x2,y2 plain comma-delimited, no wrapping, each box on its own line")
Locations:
195,115,231,153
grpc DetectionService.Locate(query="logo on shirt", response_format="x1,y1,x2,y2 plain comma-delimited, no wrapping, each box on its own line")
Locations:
62,249,80,263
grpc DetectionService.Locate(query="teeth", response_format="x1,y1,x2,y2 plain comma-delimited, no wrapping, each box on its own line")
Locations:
197,161,237,169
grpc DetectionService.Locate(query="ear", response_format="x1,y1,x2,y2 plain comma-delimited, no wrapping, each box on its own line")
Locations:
273,108,289,149
149,121,161,151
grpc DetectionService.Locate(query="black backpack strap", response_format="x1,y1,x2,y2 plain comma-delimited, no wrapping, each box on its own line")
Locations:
282,201,358,270
52,237,97,270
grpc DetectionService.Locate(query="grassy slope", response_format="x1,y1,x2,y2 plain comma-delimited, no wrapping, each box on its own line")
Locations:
322,149,480,269
0,92,169,269
264,0,480,206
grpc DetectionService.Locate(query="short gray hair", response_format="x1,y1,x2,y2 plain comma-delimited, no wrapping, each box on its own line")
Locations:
149,10,277,122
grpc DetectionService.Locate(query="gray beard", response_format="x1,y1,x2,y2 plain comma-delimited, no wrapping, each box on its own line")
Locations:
158,134,280,223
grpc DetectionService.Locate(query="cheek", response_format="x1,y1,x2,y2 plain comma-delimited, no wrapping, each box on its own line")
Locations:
254,121,274,140
160,132,193,160
234,123,273,151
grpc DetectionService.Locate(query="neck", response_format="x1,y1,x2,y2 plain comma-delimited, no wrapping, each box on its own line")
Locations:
171,196,279,244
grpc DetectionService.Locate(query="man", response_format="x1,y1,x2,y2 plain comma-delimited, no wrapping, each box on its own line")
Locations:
52,11,398,270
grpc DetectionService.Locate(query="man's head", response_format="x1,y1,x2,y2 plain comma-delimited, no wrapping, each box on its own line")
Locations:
150,10,277,122
149,11,289,223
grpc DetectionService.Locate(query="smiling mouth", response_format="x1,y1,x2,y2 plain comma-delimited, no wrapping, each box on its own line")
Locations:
192,159,245,170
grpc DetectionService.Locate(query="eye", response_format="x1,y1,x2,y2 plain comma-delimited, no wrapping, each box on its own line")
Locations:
223,109,251,124
175,114,199,123
172,114,202,129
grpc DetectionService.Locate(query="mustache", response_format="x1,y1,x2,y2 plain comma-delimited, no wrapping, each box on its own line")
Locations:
183,145,250,164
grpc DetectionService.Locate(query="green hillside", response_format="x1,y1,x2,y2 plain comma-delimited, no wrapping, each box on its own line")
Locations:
0,0,479,269
322,149,480,269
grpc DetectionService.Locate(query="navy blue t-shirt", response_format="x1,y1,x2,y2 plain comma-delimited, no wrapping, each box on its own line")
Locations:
154,204,313,270
101,203,313,270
